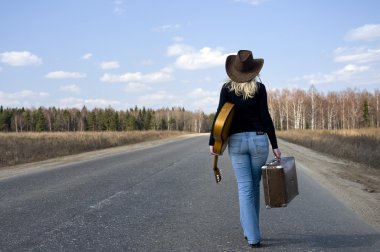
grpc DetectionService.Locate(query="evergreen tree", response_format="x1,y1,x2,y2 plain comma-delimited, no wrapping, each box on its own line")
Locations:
63,109,71,131
125,113,137,130
143,109,152,130
0,106,4,131
104,108,119,131
363,99,370,127
0,108,12,131
159,118,167,130
24,110,32,131
34,108,46,132
87,111,97,131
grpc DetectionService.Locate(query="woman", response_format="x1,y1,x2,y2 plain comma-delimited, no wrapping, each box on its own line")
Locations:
209,50,281,248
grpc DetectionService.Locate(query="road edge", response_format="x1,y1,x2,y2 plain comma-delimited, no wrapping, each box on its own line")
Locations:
0,133,201,181
278,138,380,231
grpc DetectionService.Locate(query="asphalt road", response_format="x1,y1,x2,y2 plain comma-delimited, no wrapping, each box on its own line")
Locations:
0,135,379,251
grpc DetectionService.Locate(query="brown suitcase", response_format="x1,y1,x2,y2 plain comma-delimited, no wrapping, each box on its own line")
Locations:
261,157,299,208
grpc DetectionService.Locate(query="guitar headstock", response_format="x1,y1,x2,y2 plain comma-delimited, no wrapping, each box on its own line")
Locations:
213,167,222,183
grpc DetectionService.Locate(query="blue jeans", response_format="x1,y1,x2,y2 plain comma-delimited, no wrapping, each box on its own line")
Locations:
228,132,269,244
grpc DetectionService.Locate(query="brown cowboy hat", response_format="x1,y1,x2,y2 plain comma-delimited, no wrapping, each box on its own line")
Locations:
225,50,264,83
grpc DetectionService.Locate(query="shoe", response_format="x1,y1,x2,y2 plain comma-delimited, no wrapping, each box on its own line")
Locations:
249,242,261,248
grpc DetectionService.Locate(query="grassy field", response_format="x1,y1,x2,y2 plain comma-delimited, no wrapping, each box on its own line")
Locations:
277,128,380,169
0,131,186,168
2,129,378,170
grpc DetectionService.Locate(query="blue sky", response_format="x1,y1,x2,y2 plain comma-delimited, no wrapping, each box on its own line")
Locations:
1,0,380,113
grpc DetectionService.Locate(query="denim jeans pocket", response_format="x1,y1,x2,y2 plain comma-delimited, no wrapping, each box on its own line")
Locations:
253,137,269,156
228,137,242,154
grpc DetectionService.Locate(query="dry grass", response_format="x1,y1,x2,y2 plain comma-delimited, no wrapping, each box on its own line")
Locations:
0,131,186,167
277,128,380,169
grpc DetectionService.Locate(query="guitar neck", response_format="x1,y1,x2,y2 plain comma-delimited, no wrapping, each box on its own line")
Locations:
213,155,219,169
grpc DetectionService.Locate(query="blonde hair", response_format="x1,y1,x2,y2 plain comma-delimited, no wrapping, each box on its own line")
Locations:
225,78,259,99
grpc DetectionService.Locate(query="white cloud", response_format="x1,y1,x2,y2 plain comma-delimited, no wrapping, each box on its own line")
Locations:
0,90,49,106
153,24,181,32
188,88,219,112
334,64,369,75
334,46,380,63
290,64,370,85
175,47,228,69
0,51,42,66
82,53,92,60
234,0,268,5
59,84,81,94
188,88,217,98
138,91,182,107
124,82,152,92
100,68,172,83
345,24,380,41
168,44,229,70
59,97,121,109
45,71,87,79
167,43,194,56
100,61,120,70
181,76,214,84
113,0,125,15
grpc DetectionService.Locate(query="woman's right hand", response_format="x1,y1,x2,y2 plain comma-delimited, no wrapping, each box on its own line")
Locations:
210,145,219,156
273,148,281,159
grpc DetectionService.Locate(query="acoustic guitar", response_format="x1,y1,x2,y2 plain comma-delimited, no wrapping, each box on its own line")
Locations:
211,102,235,183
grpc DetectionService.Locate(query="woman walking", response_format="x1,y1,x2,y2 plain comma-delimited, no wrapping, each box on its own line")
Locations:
209,50,281,248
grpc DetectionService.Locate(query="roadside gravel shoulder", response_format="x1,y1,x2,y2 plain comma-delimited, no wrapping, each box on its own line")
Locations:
279,138,380,231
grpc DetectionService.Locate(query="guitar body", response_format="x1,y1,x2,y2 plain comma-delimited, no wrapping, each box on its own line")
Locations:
212,102,235,155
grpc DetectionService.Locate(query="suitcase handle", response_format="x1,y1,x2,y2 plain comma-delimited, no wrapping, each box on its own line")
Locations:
268,158,280,166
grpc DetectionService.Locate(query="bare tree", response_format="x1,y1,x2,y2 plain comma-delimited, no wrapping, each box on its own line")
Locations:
309,85,317,130
291,90,305,129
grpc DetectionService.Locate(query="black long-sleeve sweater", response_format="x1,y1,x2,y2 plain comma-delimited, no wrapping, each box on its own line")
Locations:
209,82,278,149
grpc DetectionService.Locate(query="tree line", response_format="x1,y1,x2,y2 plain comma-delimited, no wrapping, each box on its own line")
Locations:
267,87,379,130
0,106,212,133
1,87,379,133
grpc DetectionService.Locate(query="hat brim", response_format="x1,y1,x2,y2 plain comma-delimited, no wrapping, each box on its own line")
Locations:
225,55,264,83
